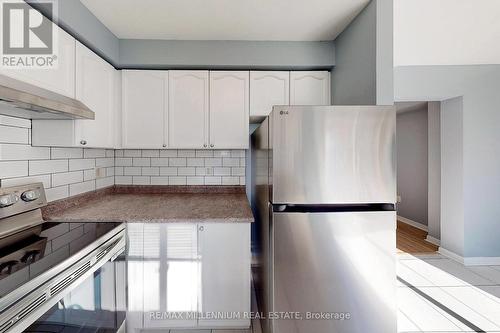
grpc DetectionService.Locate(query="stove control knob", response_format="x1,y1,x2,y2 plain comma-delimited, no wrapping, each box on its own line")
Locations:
21,190,40,202
0,194,18,208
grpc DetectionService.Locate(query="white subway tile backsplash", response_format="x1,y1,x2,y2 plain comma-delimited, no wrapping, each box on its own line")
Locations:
45,185,69,202
96,158,114,167
205,158,222,167
0,144,50,160
83,149,105,158
178,150,196,158
51,147,83,159
0,174,51,188
70,180,95,196
1,115,246,199
223,157,240,167
142,167,160,176
214,167,231,176
169,176,186,185
222,176,240,185
187,158,204,167
0,161,28,178
169,158,187,167
151,176,169,185
69,159,94,171
124,167,141,176
214,150,231,158
151,158,169,166
160,150,177,158
30,160,68,175
142,150,159,158
178,167,195,176
133,176,150,185
0,125,29,144
52,171,84,187
187,176,204,185
115,157,132,166
96,176,114,189
124,149,141,157
133,157,150,167
160,167,177,176
205,176,222,185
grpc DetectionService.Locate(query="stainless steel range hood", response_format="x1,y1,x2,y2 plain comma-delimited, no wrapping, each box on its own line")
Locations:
0,74,94,120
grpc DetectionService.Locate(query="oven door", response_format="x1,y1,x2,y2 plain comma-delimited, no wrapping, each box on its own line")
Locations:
24,253,126,333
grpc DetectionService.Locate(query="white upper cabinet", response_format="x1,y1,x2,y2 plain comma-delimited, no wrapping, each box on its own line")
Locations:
122,70,168,149
209,71,249,149
0,25,76,98
249,71,289,117
74,42,117,148
168,71,209,149
290,71,331,105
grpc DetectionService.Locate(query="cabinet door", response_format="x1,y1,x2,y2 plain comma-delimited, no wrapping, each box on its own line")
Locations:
168,71,209,149
198,223,251,328
122,70,168,149
0,25,75,98
290,71,331,105
75,42,115,148
250,71,289,117
209,71,249,149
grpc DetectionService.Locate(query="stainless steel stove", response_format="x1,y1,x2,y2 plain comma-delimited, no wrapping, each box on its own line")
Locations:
0,184,126,333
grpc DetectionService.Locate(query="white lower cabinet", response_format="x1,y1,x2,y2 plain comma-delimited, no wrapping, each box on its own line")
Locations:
126,223,251,331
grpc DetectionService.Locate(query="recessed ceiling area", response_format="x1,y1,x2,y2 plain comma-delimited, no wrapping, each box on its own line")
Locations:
80,0,369,41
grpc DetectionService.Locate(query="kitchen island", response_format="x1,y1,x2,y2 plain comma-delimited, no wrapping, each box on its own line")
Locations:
42,185,253,332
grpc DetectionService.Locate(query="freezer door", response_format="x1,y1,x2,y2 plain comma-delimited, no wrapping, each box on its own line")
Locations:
272,211,396,333
271,106,396,204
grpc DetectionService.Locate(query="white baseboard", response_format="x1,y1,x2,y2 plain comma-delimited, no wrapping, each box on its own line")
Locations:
397,216,428,232
439,247,500,266
425,235,441,247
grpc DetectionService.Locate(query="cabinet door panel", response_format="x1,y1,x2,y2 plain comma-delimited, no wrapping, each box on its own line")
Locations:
250,71,289,117
209,71,249,149
198,223,251,328
168,71,208,149
75,42,115,148
122,70,167,148
290,71,331,105
0,25,75,98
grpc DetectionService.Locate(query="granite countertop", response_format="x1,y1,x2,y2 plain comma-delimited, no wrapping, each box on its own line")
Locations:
42,186,254,223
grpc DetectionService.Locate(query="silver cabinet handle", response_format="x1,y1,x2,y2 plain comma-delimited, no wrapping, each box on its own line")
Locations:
210,144,214,148
203,144,207,148
162,144,167,148
199,226,204,231
80,140,87,145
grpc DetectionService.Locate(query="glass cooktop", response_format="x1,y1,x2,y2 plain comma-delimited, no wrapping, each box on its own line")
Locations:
0,222,123,299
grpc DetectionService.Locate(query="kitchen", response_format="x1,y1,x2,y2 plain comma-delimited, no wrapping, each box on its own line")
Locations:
0,0,396,333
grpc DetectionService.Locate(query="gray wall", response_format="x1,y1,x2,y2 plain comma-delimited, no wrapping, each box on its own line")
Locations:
119,40,335,70
331,0,393,105
396,107,428,225
427,101,441,241
29,0,120,66
395,65,500,258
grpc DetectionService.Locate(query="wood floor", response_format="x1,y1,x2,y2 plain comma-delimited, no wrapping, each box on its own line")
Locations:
397,220,439,254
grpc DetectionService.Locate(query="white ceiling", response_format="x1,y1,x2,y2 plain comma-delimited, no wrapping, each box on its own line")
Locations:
394,0,500,66
80,0,369,41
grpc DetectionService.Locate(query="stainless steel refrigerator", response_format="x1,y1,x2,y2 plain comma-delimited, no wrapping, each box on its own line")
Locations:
250,105,397,333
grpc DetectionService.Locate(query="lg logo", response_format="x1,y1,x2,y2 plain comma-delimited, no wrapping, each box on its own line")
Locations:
2,1,53,55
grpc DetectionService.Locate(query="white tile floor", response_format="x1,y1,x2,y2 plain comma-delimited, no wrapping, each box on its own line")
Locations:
398,253,500,332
